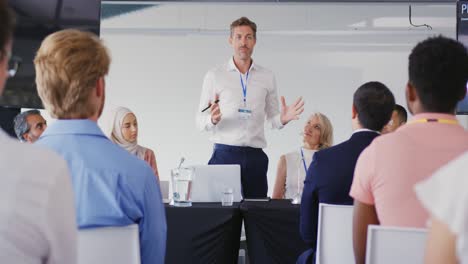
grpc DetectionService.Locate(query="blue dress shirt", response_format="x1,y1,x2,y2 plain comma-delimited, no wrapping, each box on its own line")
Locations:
37,119,167,264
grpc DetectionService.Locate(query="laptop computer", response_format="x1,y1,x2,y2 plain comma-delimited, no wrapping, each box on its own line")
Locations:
190,164,242,203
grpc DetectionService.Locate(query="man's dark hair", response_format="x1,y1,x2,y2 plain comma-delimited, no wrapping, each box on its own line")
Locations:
13,110,40,141
353,81,395,131
394,104,408,124
409,36,468,113
0,0,15,60
230,17,257,39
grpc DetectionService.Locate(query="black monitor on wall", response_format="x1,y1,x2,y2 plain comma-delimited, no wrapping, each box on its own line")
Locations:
457,0,468,114
2,0,101,109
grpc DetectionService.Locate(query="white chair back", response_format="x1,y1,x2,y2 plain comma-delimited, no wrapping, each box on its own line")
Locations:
316,203,355,264
78,224,140,264
365,225,427,264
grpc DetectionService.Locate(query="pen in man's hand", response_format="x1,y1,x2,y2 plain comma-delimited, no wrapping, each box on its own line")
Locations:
201,99,220,113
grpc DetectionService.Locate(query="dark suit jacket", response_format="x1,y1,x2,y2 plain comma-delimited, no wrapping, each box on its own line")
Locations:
298,131,380,263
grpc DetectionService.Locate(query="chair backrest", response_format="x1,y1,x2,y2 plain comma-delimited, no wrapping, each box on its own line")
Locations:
316,203,355,264
190,164,242,202
160,180,169,200
365,225,427,264
78,224,140,264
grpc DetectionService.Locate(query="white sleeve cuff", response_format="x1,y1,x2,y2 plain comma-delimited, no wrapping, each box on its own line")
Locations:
271,114,284,129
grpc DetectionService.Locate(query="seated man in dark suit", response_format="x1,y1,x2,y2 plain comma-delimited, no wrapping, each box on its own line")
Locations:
297,81,395,264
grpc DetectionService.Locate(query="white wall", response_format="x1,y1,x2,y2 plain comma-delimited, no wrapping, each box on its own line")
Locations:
97,2,466,195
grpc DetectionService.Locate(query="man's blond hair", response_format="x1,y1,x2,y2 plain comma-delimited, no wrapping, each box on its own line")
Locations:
34,29,110,119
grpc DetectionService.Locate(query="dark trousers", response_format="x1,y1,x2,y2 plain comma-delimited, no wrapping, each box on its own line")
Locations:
208,144,268,198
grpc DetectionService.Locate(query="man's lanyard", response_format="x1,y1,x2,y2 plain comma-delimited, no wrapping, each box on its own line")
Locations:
300,148,308,174
239,71,249,106
408,118,459,125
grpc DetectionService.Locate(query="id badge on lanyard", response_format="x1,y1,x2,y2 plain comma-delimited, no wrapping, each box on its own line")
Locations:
238,71,252,120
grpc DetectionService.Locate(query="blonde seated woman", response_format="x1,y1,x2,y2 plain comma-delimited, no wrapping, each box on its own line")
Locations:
272,113,333,199
106,107,159,179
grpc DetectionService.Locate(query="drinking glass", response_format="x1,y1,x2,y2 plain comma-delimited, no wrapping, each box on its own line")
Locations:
171,167,193,207
222,187,234,206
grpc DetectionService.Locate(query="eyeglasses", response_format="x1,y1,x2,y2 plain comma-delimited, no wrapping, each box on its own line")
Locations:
2,50,22,78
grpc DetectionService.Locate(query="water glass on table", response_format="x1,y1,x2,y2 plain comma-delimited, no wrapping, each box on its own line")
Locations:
171,167,193,207
222,187,234,206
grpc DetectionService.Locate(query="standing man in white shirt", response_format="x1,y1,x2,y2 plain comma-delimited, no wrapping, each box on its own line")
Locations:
0,1,77,263
197,17,304,198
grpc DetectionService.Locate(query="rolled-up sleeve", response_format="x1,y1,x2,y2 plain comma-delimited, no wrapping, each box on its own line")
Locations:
265,74,284,130
196,71,216,132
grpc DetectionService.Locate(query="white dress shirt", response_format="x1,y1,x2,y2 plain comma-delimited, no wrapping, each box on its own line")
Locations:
352,128,381,134
197,57,283,148
0,130,77,264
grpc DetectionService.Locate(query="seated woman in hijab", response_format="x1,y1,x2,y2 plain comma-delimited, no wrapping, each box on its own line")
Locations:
106,106,159,179
272,112,333,199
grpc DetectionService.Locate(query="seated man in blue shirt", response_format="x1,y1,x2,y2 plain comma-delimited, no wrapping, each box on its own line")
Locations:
34,29,167,264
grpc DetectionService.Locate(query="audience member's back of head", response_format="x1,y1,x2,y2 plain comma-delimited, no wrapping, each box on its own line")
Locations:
34,29,110,119
353,81,395,131
408,36,468,113
394,104,408,124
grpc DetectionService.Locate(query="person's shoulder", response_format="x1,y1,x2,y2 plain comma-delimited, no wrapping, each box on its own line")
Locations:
318,139,349,156
106,149,155,191
281,150,299,165
253,63,274,75
3,135,62,162
206,62,229,75
2,135,69,181
366,129,405,150
144,147,155,156
310,148,328,165
109,145,151,171
77,137,153,177
283,149,300,158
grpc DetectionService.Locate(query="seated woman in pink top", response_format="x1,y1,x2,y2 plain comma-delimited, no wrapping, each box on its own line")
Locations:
106,106,159,178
